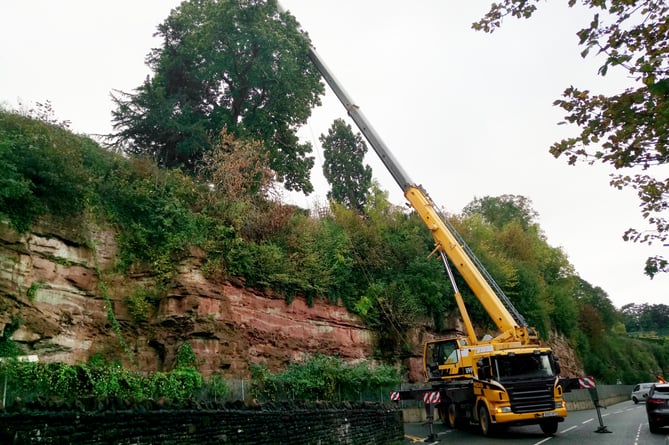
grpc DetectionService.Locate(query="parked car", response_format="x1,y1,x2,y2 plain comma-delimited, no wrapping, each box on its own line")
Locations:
631,382,656,404
646,383,669,434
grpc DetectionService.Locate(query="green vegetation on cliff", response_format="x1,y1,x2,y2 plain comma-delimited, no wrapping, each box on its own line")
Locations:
0,109,667,383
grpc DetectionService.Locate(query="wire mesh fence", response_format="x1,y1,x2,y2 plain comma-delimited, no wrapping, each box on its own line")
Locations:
223,379,400,404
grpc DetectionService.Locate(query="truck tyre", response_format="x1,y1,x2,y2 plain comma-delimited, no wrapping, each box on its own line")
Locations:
540,419,559,435
447,403,458,429
649,421,660,434
478,405,495,437
437,405,447,425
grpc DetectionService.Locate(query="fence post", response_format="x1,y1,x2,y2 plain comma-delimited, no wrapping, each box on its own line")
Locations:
2,372,6,409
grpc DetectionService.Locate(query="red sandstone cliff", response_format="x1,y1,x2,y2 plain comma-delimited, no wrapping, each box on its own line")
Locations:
0,218,583,381
0,218,373,378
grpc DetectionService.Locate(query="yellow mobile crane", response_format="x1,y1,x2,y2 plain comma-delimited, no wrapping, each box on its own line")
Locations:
281,5,568,437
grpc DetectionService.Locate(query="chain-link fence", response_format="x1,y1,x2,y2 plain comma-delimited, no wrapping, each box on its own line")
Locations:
223,379,399,403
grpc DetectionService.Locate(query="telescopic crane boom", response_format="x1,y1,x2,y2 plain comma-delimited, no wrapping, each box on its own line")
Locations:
305,40,535,347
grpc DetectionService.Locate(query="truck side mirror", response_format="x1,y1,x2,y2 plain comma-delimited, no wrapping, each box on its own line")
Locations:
553,357,561,375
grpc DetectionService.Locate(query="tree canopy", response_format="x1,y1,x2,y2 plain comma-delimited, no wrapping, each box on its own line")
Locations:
475,0,669,277
320,119,373,213
111,0,324,192
462,194,539,230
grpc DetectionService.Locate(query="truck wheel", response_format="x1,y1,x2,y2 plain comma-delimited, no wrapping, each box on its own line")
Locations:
649,421,660,434
478,405,495,437
447,403,458,429
437,405,447,425
540,419,558,435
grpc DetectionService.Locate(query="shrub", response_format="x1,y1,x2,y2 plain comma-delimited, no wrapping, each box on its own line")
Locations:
0,357,208,408
0,111,96,231
126,288,158,322
250,354,400,402
175,342,198,369
201,373,229,402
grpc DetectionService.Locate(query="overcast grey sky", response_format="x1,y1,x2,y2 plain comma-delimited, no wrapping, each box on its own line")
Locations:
1,1,666,309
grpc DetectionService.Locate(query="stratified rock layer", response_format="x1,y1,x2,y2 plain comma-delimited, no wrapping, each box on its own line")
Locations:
0,217,583,381
0,218,372,377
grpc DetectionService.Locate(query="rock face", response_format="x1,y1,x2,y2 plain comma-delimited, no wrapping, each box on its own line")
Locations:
0,218,584,381
0,219,373,377
546,331,584,378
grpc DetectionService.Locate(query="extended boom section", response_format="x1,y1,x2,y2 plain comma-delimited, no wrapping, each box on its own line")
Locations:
307,44,533,346
405,185,535,345
306,46,413,191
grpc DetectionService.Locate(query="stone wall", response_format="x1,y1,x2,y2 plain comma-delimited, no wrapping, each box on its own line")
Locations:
0,402,404,445
563,385,633,411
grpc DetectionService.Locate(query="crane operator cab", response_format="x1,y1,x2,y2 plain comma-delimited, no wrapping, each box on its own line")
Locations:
424,337,475,381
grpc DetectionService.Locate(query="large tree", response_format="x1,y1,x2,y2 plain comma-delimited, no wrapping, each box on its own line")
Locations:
475,1,669,276
462,194,539,231
111,0,324,192
320,119,373,213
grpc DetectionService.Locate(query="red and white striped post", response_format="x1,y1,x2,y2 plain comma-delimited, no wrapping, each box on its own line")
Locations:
423,391,440,441
579,376,610,433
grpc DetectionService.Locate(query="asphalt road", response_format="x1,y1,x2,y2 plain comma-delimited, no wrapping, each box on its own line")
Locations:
402,400,669,444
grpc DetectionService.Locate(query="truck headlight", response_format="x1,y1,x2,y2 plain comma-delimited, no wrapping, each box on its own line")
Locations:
555,401,564,409
496,406,512,413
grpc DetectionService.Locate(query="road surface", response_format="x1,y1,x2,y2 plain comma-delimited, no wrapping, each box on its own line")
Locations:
403,400,668,444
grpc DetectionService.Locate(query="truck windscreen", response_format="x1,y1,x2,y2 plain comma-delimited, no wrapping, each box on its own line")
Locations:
493,353,555,381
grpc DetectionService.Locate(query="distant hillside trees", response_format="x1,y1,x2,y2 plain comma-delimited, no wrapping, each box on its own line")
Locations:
111,0,324,192
320,119,372,213
622,303,669,336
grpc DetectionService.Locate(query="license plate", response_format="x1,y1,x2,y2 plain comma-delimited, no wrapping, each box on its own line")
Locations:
543,412,558,417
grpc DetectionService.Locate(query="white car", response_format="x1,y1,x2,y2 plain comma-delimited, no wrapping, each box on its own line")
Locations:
632,382,656,404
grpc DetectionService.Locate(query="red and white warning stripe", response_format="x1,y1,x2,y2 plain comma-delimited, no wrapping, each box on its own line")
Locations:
390,391,400,401
578,376,596,389
423,391,441,404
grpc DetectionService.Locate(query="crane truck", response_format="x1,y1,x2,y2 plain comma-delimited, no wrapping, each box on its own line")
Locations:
280,4,568,437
